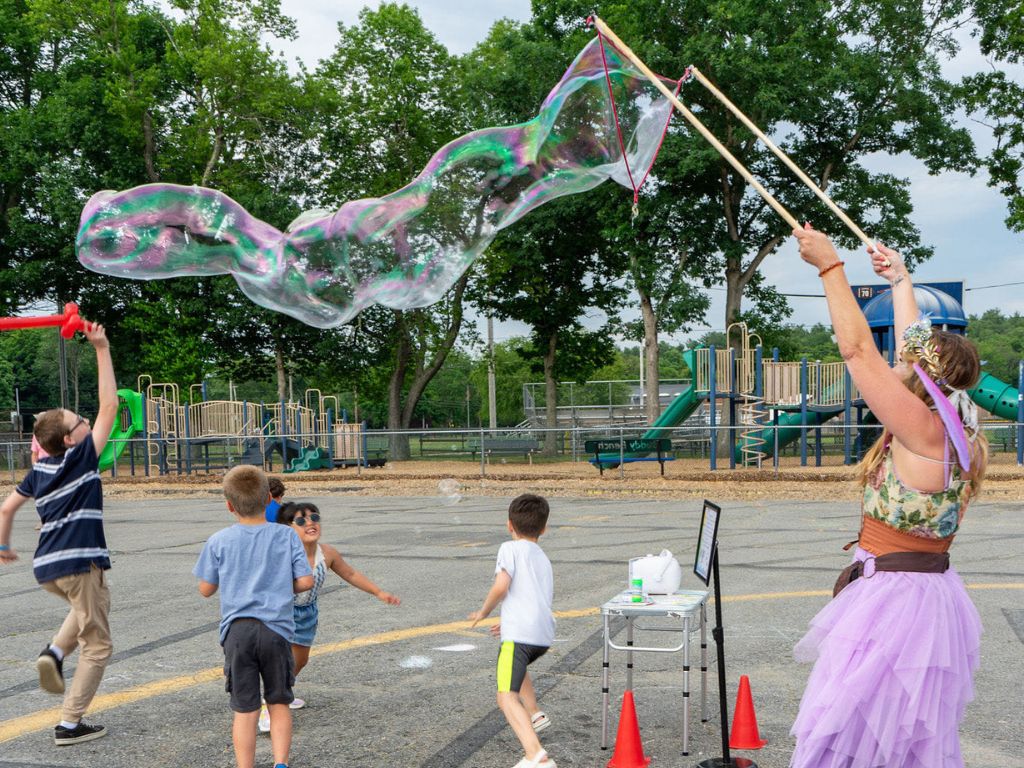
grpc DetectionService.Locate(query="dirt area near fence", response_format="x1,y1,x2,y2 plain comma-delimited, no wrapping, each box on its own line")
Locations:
5,454,1019,502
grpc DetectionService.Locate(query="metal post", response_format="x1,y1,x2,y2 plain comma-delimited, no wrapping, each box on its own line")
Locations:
683,614,691,756
843,367,853,465
626,618,634,690
487,315,497,432
326,408,334,466
619,423,624,480
358,421,365,476
1018,360,1023,467
728,347,736,470
479,426,486,477
773,408,780,473
754,345,764,469
601,613,611,749
57,330,69,410
184,407,192,475
800,357,808,467
709,346,717,471
700,602,708,723
142,391,150,478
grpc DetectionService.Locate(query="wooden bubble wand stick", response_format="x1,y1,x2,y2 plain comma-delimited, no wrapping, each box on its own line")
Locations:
589,16,800,232
685,66,874,249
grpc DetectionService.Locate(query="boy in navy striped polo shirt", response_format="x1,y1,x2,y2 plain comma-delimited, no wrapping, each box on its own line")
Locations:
0,321,118,746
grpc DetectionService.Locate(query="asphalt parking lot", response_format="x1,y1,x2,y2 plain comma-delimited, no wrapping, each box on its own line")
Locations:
1,492,1021,767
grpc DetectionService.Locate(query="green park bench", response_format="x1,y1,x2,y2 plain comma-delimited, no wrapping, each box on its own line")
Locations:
585,437,675,476
467,437,540,459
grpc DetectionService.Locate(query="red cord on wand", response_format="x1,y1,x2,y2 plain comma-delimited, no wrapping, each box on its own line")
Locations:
0,302,85,338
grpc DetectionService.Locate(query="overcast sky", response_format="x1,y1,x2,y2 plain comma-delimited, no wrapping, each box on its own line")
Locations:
272,1,1024,344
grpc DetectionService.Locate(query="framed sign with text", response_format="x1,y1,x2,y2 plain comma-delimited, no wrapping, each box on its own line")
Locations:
694,500,721,586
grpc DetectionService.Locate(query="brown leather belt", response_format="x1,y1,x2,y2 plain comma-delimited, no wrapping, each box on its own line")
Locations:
832,551,950,597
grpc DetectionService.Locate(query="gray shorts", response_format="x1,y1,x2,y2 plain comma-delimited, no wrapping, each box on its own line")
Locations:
223,618,295,712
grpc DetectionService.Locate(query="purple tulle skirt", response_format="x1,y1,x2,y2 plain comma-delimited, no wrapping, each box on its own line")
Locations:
790,547,982,768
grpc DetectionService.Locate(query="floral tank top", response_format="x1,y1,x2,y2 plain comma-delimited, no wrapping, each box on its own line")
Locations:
862,444,972,540
294,545,327,607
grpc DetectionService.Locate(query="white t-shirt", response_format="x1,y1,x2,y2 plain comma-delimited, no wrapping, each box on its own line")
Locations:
496,539,555,647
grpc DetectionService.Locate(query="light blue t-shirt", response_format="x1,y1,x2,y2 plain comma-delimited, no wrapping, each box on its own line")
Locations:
193,522,312,644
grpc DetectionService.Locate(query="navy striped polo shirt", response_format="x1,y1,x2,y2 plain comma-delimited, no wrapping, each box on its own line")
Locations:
16,434,110,583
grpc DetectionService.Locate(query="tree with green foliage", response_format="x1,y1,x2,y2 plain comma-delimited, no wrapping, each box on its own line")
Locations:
964,0,1024,230
966,308,1024,385
314,2,471,459
532,0,981,328
463,19,628,454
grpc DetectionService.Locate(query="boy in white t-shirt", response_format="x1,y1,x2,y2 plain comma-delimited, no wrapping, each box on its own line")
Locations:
469,493,556,768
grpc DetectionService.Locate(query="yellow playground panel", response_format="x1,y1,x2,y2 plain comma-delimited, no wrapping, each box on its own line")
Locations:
133,377,349,474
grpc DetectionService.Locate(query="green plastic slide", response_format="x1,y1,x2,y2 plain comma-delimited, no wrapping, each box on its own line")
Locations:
592,349,701,467
736,369,1020,464
734,407,844,462
97,389,144,473
968,372,1020,421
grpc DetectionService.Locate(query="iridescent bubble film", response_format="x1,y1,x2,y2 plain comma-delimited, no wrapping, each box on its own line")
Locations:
76,37,677,328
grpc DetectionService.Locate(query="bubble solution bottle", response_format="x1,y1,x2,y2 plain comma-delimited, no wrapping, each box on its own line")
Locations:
628,577,645,603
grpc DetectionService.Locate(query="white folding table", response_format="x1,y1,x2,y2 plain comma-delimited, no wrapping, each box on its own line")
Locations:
600,588,709,756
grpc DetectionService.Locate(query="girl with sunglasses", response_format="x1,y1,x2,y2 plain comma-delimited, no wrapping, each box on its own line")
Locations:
259,502,400,731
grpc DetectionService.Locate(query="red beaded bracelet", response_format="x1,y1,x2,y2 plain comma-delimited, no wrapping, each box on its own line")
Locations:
818,260,845,278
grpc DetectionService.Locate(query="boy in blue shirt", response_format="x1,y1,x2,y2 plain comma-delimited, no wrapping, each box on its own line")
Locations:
0,321,117,746
194,465,313,768
264,476,285,522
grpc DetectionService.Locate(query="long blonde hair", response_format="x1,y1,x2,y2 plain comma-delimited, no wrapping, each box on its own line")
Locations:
855,330,989,498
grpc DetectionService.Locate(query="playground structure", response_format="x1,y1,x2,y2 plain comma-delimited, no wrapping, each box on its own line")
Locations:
589,323,864,470
13,285,1011,477
591,283,1024,471
99,378,377,476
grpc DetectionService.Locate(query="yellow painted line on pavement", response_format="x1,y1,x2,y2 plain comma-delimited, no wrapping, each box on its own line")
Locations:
2,585,1020,743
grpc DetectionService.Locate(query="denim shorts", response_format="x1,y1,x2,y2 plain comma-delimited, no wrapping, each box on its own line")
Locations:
293,602,319,647
223,618,294,712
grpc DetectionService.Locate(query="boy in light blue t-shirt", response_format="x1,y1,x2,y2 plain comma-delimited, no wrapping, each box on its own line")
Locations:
194,466,312,768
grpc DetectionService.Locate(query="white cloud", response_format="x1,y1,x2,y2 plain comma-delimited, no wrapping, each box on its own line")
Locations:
274,0,533,67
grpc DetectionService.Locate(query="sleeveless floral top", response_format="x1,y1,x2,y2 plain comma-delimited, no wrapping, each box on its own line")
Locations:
294,545,327,607
862,445,972,540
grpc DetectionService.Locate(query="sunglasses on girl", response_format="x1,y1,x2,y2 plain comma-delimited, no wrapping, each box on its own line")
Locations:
293,513,320,526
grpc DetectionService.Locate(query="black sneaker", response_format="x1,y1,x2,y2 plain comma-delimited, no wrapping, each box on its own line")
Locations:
36,647,64,694
54,721,107,745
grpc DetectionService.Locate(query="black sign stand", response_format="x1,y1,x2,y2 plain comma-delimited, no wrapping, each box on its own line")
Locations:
695,501,756,768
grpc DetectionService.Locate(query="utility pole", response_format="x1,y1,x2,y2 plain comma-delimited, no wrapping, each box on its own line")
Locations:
487,315,497,433
57,329,69,410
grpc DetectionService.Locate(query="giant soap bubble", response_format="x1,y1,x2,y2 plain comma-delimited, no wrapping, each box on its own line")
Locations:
76,36,678,328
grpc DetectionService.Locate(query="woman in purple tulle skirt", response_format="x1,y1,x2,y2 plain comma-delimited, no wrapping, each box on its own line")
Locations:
789,227,989,768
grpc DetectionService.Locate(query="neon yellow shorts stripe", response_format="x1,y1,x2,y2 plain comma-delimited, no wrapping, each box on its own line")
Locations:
497,641,515,692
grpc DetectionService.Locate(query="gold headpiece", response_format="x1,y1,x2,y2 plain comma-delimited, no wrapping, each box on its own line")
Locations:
901,317,944,384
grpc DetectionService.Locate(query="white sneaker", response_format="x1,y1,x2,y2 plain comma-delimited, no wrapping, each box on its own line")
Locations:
289,697,305,710
512,751,556,768
258,704,270,733
531,711,551,732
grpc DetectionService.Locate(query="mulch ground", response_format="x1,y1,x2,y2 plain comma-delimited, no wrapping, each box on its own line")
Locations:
9,455,1016,502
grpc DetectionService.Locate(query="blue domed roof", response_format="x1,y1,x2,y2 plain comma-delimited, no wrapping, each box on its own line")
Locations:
862,285,967,330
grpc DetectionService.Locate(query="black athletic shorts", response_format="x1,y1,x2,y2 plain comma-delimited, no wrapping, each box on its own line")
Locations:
223,618,295,713
496,641,548,693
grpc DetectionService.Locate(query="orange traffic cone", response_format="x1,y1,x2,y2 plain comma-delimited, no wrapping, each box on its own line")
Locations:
729,675,768,750
607,690,651,768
